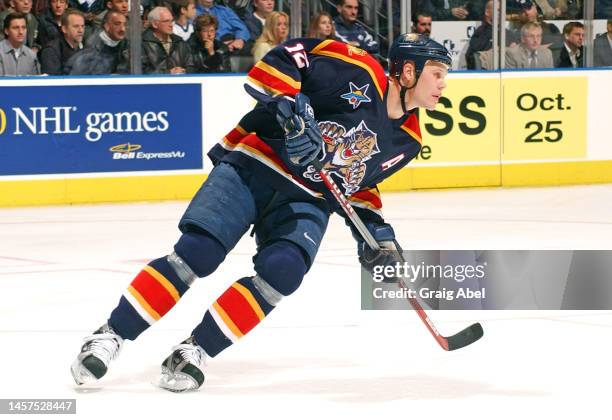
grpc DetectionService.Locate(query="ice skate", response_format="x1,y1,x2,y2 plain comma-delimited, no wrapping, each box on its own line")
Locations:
156,336,206,392
71,323,124,385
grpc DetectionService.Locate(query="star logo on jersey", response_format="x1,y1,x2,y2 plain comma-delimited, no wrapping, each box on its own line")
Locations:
340,82,371,109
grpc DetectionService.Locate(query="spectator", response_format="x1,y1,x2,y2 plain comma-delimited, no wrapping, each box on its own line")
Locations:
0,0,7,12
0,12,39,75
195,0,249,53
594,19,612,67
417,0,485,21
244,0,273,43
411,11,432,38
66,10,128,74
142,6,193,73
37,0,67,47
39,8,84,73
0,0,40,51
531,0,567,19
92,0,128,29
555,21,584,68
172,0,196,41
466,0,518,69
189,13,230,72
251,10,287,62
69,0,106,28
333,0,378,54
505,22,553,68
307,11,336,40
509,0,561,46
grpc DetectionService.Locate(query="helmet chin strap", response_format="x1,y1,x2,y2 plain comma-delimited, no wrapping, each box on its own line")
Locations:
399,77,418,115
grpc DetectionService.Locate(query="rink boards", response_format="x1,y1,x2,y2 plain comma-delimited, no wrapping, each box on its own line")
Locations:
0,69,610,206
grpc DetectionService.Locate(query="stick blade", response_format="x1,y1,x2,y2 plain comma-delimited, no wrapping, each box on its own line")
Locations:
446,323,484,351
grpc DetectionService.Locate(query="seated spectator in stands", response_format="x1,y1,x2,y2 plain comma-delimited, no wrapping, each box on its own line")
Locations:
244,0,273,43
411,11,432,38
531,0,567,19
251,10,287,62
92,0,128,29
307,11,336,40
555,21,584,67
69,0,106,29
172,0,196,41
594,19,612,67
466,0,518,69
189,13,230,72
142,6,193,73
0,12,39,74
505,22,553,68
37,0,67,47
508,0,561,46
40,8,84,73
417,0,485,21
0,0,40,51
333,0,378,54
66,10,128,74
195,0,249,53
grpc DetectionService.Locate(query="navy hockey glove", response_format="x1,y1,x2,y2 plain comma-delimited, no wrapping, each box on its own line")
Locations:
358,223,404,283
276,93,323,167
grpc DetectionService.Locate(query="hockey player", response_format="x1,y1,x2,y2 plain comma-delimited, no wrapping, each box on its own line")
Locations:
71,33,451,392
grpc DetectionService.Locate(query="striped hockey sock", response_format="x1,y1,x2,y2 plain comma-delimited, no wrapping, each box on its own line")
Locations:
108,257,190,340
192,277,276,357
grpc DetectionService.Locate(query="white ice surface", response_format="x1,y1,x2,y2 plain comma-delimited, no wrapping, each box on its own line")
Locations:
1,184,611,420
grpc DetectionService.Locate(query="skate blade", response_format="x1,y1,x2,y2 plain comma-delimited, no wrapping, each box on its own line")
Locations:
154,372,201,393
70,360,98,386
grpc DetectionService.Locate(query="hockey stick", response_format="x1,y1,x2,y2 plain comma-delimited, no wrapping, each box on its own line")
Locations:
310,159,483,351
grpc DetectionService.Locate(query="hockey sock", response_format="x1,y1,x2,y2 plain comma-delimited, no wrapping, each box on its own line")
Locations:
108,257,190,340
192,276,276,357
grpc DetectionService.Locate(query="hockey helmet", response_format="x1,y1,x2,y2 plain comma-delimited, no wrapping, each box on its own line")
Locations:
388,33,452,81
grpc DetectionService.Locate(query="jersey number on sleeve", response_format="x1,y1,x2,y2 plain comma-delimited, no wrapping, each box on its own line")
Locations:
285,43,310,69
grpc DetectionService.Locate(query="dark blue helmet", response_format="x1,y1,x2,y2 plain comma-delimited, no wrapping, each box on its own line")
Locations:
388,33,452,81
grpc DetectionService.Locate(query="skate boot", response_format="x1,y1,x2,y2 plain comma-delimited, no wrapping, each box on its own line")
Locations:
156,336,206,392
71,323,124,385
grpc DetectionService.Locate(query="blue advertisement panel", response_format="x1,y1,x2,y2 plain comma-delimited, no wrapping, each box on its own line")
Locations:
0,83,203,175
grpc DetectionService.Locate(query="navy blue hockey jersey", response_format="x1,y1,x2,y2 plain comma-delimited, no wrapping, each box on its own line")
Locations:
208,38,423,221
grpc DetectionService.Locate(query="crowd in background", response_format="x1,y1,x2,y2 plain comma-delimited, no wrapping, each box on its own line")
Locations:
0,0,610,75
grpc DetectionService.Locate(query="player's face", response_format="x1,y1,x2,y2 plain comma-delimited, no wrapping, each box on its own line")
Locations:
50,0,68,17
11,0,32,14
318,15,332,37
522,27,542,51
412,61,448,111
566,27,584,48
62,14,85,44
4,18,26,45
338,0,358,22
274,15,288,42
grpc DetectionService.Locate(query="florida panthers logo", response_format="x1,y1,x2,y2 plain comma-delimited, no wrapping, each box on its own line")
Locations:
303,120,379,194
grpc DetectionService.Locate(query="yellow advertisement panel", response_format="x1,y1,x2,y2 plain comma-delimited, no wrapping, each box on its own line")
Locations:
502,77,587,161
416,77,501,164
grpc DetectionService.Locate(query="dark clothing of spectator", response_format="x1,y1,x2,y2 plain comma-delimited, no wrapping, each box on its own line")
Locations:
37,8,62,47
595,0,612,18
0,9,40,50
244,11,264,42
40,35,82,74
555,43,584,68
465,21,519,69
141,28,194,74
66,31,129,74
196,3,250,43
224,0,250,19
594,32,612,67
189,33,231,73
68,0,106,15
333,15,379,54
417,0,485,21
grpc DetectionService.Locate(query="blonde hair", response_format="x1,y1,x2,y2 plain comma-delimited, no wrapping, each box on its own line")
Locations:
307,12,335,39
255,11,289,47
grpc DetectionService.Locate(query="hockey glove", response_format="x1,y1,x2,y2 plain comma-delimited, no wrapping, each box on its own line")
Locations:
358,223,404,283
276,93,323,167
